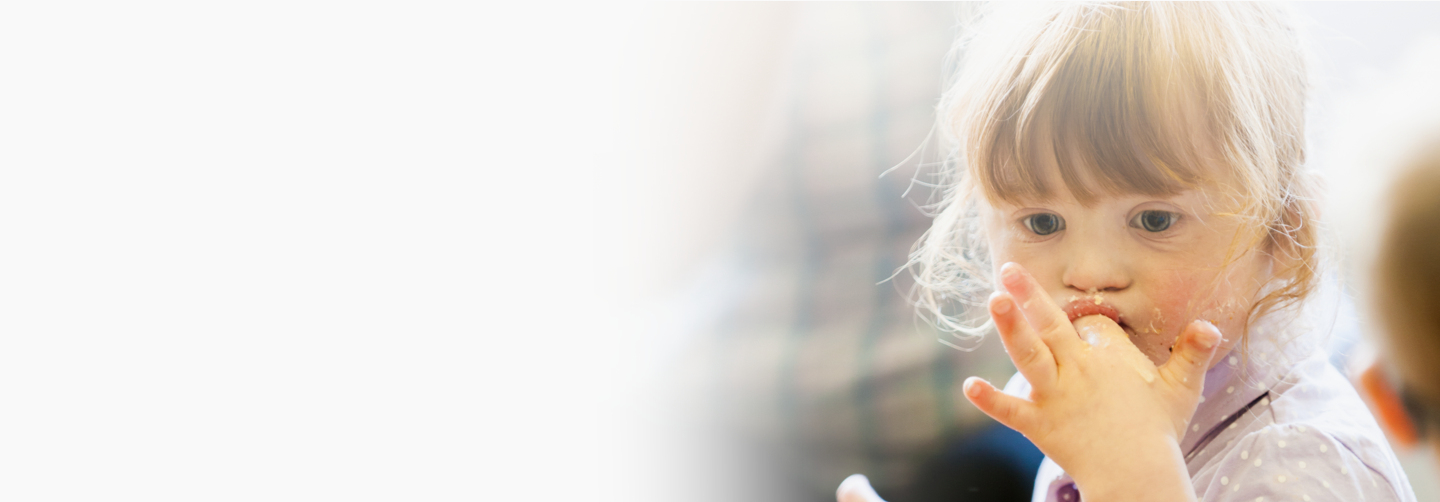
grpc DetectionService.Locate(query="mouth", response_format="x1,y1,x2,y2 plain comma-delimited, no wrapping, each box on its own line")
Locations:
1065,301,1133,334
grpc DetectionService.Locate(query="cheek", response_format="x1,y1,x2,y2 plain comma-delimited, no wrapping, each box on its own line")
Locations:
984,222,1053,278
1131,272,1202,362
1143,267,1258,352
1142,271,1202,333
983,213,1007,276
991,245,1069,295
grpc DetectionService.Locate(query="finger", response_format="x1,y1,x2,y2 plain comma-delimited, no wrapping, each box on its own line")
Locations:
1073,315,1164,386
837,474,888,502
964,376,1038,434
1159,320,1223,393
1071,314,1130,349
990,291,1057,387
998,262,1081,354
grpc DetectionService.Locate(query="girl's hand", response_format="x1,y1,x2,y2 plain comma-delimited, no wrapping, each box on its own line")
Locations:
964,263,1223,501
835,474,886,502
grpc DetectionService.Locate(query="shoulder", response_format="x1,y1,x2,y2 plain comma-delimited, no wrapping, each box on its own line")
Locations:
1196,423,1413,501
1267,355,1373,431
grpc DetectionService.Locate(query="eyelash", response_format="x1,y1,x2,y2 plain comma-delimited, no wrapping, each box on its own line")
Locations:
1019,210,1180,237
1130,210,1181,233
1022,213,1064,236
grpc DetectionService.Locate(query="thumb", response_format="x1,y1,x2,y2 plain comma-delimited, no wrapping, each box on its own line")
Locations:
1160,320,1223,393
837,474,888,502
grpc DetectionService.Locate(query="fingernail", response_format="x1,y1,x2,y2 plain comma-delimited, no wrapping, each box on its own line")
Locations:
963,376,984,398
1192,320,1221,349
991,292,1012,314
1000,263,1022,286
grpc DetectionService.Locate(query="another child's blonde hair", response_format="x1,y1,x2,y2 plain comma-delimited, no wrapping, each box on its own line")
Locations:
913,2,1319,346
1374,138,1440,405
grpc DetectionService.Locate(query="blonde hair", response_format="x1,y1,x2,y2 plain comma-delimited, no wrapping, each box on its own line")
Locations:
1375,138,1440,403
913,2,1319,346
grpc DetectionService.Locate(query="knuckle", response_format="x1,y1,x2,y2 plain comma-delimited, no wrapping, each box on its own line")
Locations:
1189,349,1208,365
1031,313,1065,334
1182,347,1209,367
991,400,1016,423
1016,344,1046,368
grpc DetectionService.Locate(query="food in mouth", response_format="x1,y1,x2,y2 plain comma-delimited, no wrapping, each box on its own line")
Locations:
1065,301,1132,335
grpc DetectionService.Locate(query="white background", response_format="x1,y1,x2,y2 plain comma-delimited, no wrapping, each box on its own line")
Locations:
0,2,793,500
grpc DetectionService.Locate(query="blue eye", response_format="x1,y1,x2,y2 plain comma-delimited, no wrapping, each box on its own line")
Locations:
1023,213,1064,235
1133,210,1178,232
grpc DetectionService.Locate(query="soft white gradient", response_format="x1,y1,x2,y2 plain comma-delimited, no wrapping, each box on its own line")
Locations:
0,1,799,501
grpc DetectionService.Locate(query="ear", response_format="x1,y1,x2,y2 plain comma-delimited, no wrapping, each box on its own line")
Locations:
1358,360,1421,448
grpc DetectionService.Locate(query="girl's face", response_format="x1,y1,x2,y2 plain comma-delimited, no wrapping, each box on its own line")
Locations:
983,180,1273,367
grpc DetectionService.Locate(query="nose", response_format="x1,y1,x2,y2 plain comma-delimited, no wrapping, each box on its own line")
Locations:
1062,242,1132,292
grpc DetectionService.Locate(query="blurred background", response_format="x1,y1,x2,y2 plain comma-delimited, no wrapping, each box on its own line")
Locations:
1,2,1437,501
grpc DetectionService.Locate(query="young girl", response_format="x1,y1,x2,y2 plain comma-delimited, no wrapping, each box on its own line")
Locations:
838,3,1416,501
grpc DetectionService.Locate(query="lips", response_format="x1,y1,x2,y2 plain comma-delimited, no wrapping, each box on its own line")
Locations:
1064,300,1130,333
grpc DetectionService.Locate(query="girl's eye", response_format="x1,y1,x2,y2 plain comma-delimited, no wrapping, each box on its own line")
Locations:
1133,210,1179,232
1023,213,1064,236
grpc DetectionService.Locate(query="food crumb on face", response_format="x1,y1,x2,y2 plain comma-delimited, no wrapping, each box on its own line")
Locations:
1083,287,1104,305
